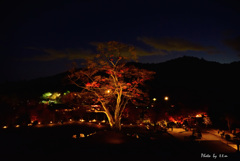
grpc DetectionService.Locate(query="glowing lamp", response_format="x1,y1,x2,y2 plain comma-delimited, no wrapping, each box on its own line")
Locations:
196,114,202,118
164,96,169,101
79,119,85,122
80,133,85,138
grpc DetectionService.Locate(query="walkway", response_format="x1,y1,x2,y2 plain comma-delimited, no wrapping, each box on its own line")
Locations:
206,129,238,150
168,128,238,151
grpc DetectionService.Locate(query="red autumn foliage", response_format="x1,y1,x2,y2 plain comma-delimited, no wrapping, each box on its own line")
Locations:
69,41,155,130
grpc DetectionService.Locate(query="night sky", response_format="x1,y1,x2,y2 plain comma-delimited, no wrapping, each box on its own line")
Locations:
1,0,240,82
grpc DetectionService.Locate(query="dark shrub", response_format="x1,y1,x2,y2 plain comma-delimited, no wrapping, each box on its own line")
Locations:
225,134,231,140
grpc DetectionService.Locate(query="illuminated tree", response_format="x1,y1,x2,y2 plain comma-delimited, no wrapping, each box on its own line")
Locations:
69,41,155,130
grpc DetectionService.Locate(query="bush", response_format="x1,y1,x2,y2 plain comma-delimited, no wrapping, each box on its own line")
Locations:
225,134,231,140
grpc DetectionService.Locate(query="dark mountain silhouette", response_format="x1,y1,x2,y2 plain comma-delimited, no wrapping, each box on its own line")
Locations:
1,56,240,125
139,56,240,108
0,71,72,99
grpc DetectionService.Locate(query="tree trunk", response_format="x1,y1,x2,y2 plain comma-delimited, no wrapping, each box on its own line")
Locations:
101,103,114,128
226,117,232,132
227,119,231,132
101,102,122,131
106,113,114,128
113,116,121,131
